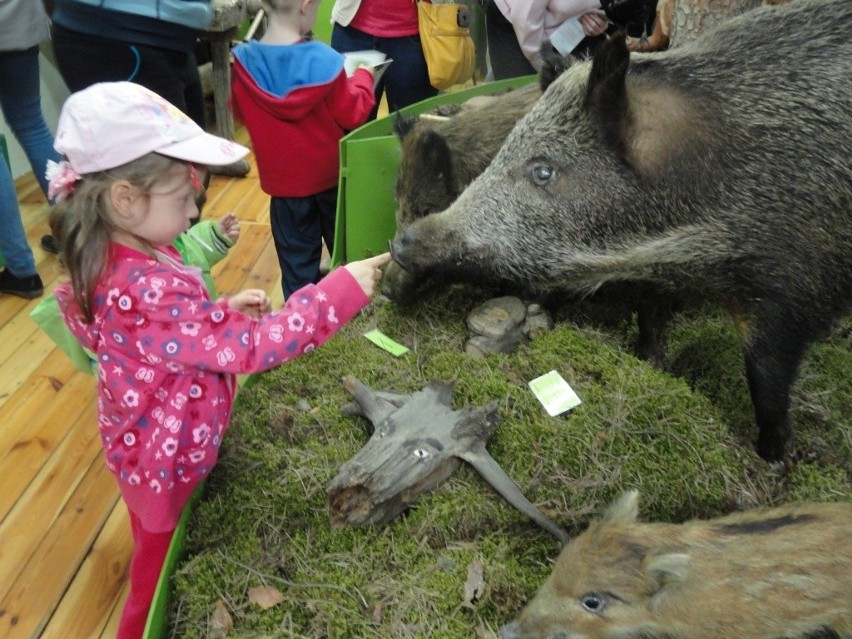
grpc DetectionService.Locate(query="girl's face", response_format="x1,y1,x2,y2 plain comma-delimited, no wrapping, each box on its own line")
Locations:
128,163,203,247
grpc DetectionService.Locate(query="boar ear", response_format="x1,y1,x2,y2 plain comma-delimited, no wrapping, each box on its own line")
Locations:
602,490,640,524
585,31,631,157
393,113,418,140
539,39,574,92
644,553,691,592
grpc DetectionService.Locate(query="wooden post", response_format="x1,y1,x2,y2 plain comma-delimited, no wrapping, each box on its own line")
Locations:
201,0,252,177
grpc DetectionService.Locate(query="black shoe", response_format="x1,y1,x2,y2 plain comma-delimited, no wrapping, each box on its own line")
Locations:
0,269,44,299
41,234,59,254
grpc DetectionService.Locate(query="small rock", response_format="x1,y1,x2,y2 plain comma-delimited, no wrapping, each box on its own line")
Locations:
523,304,554,338
467,296,527,338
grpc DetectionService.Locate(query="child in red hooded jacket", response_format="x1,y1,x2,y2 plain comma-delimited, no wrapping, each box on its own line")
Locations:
231,0,376,299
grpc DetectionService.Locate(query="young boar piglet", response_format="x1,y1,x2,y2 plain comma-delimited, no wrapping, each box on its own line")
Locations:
501,491,852,639
390,0,852,461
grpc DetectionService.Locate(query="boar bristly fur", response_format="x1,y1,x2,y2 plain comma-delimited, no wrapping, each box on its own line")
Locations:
390,0,852,461
501,492,852,639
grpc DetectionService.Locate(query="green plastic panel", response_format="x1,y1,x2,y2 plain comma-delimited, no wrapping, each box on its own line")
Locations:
143,481,205,639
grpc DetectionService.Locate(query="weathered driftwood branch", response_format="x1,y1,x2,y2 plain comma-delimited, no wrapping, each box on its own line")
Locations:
327,376,569,545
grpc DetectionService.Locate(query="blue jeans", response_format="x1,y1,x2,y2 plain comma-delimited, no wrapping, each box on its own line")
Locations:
331,23,438,119
0,46,57,277
0,159,35,277
0,46,62,199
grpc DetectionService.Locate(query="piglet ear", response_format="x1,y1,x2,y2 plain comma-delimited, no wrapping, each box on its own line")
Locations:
602,490,640,524
585,31,631,156
644,552,691,592
539,39,574,92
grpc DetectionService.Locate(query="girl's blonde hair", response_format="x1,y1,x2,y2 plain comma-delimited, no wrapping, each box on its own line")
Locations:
49,153,180,324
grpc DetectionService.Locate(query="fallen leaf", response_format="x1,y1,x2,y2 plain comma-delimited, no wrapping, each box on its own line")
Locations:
248,584,285,610
463,558,485,607
371,601,385,624
208,599,233,638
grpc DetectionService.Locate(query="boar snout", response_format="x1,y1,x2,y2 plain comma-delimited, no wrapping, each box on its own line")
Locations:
387,238,409,271
388,224,430,272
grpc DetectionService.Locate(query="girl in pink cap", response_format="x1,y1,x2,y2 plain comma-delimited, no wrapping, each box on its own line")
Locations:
47,81,390,639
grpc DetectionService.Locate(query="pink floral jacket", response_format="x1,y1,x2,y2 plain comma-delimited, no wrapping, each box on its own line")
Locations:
55,243,368,532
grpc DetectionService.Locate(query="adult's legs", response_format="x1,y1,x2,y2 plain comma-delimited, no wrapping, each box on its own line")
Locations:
116,512,173,639
375,34,438,113
484,0,535,80
51,24,205,128
0,160,38,278
0,47,61,200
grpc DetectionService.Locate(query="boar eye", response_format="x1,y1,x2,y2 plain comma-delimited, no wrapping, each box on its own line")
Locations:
580,592,606,613
530,164,556,185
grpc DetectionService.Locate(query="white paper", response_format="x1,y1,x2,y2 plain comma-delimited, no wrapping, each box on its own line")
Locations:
549,17,586,56
343,50,392,89
528,370,582,417
343,50,387,76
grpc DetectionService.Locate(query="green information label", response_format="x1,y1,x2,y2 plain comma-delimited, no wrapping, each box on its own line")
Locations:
364,329,410,357
528,370,582,416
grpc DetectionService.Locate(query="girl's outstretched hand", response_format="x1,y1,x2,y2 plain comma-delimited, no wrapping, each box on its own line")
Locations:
226,288,270,318
343,252,392,298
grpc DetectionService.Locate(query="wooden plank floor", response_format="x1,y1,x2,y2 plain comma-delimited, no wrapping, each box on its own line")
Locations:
0,126,285,638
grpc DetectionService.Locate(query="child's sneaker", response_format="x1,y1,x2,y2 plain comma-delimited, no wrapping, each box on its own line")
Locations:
41,234,59,254
0,269,44,299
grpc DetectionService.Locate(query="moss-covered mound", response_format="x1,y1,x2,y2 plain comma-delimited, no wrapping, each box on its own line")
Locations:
168,285,850,638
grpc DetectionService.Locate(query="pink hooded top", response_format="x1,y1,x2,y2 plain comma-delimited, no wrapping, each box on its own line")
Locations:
55,243,368,532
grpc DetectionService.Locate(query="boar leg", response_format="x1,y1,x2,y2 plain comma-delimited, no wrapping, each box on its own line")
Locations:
634,295,676,369
743,319,807,462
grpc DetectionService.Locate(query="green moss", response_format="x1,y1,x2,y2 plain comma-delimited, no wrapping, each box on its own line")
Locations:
167,286,851,637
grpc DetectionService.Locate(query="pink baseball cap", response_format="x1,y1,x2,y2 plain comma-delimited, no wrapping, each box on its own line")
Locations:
54,81,249,173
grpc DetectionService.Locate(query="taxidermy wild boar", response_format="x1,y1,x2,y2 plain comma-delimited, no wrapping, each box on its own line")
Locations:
501,491,852,639
389,69,674,365
390,0,852,461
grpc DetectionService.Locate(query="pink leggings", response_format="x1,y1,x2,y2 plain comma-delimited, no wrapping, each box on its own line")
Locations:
117,512,174,639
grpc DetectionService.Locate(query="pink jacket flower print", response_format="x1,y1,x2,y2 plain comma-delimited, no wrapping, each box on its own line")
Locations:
55,243,368,532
